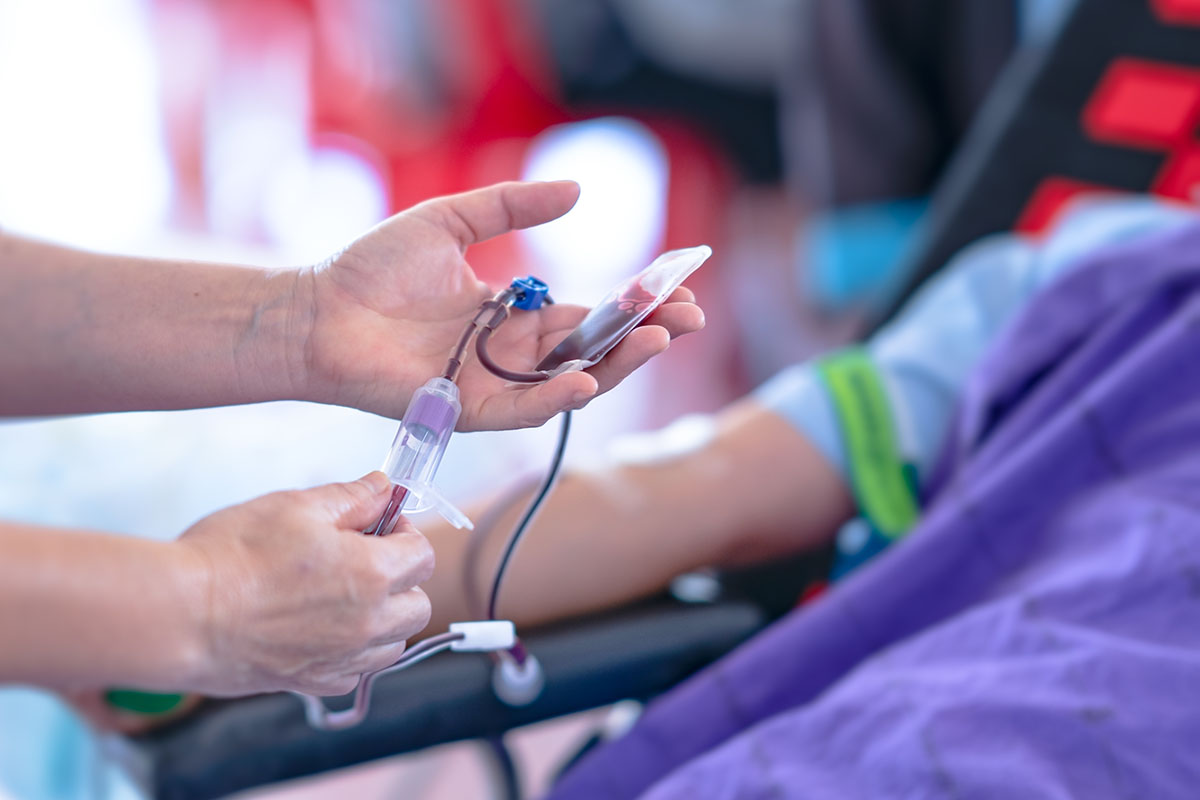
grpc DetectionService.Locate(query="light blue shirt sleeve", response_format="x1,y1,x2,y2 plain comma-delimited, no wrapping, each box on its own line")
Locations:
754,363,847,475
756,197,1197,484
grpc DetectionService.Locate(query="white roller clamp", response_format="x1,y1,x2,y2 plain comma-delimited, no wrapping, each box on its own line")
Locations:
449,620,517,652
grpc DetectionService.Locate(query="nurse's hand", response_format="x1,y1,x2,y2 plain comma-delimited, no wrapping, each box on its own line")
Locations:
177,471,433,697
293,181,705,430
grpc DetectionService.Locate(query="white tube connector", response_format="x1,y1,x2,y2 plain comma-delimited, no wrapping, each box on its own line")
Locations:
449,620,516,652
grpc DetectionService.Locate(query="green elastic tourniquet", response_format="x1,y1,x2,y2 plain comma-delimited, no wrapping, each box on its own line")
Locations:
817,349,919,538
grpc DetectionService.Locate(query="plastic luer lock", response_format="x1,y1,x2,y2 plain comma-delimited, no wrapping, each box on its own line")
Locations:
536,245,711,375
366,377,472,535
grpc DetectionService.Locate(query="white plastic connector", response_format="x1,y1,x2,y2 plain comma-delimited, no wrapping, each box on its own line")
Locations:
492,653,545,707
448,620,517,652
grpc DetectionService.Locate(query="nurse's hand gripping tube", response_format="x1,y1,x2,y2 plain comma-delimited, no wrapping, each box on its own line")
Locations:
366,377,473,536
104,382,471,727
535,245,711,375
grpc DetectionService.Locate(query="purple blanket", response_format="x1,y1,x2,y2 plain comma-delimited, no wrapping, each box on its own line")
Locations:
549,221,1200,799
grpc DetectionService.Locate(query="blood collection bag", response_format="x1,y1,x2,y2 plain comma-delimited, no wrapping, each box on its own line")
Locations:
536,245,711,375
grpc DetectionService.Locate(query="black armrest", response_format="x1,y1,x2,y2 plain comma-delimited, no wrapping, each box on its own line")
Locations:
112,596,766,800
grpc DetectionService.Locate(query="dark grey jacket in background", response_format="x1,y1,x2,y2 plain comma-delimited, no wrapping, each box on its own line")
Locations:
784,0,1017,207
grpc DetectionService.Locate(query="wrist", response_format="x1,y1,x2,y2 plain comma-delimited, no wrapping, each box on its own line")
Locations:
159,540,217,691
280,264,346,407
240,266,315,403
282,264,426,415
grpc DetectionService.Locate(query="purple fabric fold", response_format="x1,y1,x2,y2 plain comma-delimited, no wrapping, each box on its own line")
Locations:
548,221,1200,799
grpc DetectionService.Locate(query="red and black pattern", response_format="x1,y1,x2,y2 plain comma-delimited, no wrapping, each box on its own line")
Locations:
882,0,1200,325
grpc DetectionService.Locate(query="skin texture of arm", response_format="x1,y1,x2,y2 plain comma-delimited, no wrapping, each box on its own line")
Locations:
0,472,437,696
0,232,302,415
422,398,854,635
0,519,207,691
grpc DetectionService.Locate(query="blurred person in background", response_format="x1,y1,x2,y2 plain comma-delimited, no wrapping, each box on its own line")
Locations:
418,196,1193,645
533,0,1070,375
0,180,703,698
419,198,1200,798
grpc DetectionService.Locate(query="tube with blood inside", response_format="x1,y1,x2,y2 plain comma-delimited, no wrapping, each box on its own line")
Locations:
365,377,472,535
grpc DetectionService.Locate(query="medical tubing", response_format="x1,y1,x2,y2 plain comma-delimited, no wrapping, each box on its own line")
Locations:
444,282,563,621
366,483,410,537
298,631,464,730
474,289,555,384
442,288,517,381
504,638,531,666
442,322,480,382
484,736,521,800
303,284,567,731
486,410,571,623
475,326,551,383
462,473,544,620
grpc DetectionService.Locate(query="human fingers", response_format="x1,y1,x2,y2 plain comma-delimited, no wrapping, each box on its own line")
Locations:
365,528,437,594
471,369,599,431
294,640,414,696
532,288,697,335
640,298,706,340
367,587,433,645
528,323,676,413
298,471,393,529
664,285,696,304
342,640,413,676
531,291,701,363
584,325,672,395
294,672,361,697
412,180,580,252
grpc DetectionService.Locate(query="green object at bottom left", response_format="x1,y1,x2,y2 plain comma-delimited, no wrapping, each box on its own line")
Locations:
104,689,185,715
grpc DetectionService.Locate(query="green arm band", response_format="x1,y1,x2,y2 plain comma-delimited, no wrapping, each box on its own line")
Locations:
817,349,919,538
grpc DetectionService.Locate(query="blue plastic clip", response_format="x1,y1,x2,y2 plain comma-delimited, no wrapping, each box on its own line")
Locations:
510,276,550,310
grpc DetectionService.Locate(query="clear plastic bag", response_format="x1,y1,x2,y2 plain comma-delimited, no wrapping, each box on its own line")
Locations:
536,245,711,375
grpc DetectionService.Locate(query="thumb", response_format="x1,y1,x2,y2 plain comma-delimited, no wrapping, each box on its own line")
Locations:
302,471,394,530
414,180,580,251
